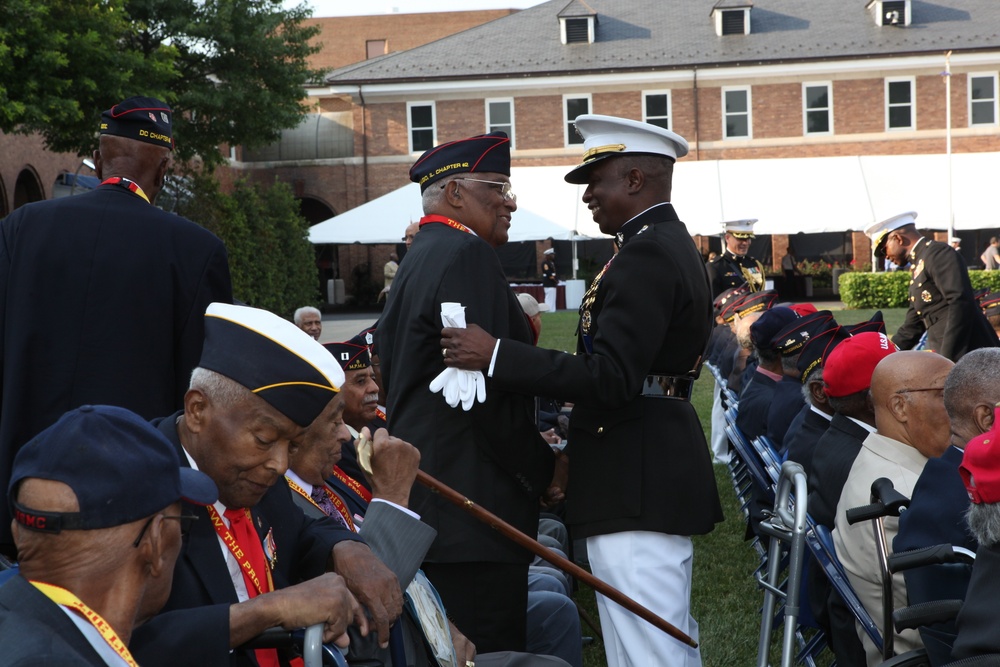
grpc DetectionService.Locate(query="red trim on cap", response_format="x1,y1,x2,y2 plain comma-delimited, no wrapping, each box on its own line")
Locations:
109,105,170,119
470,136,510,172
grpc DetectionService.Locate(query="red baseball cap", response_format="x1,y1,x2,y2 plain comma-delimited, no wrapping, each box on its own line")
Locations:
960,407,1000,504
823,331,897,398
789,303,817,316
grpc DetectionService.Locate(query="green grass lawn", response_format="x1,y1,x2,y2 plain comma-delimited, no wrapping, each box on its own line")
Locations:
536,307,906,666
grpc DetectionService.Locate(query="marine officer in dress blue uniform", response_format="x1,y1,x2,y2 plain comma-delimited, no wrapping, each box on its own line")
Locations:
707,219,767,297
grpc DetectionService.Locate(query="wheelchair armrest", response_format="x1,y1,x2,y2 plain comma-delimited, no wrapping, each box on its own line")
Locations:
889,544,976,573
893,599,964,633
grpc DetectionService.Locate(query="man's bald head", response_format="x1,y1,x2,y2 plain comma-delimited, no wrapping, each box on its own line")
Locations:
94,134,172,200
871,350,953,457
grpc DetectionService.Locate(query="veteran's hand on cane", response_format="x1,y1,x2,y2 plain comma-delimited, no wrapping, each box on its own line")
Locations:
235,573,364,648
331,541,404,647
441,324,497,370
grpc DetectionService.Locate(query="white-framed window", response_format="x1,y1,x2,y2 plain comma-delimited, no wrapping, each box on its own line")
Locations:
563,94,591,146
642,91,672,130
969,73,998,126
407,101,436,153
485,98,515,148
803,82,833,135
885,77,915,131
723,86,752,139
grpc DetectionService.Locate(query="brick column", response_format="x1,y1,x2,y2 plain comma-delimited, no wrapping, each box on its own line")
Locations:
771,234,790,272
851,231,872,270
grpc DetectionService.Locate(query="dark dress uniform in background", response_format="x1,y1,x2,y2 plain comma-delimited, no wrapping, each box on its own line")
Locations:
893,237,996,360
707,219,766,297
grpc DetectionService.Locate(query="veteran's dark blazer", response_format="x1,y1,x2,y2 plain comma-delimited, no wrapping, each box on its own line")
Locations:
783,405,833,478
894,445,977,605
130,413,362,667
491,203,723,539
893,237,997,361
807,413,869,530
379,222,554,564
0,183,232,550
0,575,109,666
736,371,777,442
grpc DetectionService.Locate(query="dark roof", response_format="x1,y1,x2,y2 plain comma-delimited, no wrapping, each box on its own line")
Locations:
325,0,1000,84
557,0,597,18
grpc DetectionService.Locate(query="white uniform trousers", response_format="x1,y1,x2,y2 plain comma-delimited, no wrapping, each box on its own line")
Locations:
544,286,557,312
587,531,701,667
710,380,730,464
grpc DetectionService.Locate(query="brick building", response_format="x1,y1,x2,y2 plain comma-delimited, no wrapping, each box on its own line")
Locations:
231,0,1000,289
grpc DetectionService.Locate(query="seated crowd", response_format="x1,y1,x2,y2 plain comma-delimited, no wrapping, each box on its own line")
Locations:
0,301,578,667
707,284,1000,666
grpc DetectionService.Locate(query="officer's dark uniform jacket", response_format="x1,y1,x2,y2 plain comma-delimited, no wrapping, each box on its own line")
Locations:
707,250,765,297
894,237,997,361
541,258,557,288
491,203,723,539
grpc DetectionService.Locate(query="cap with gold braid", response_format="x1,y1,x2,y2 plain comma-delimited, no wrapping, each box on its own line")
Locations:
199,303,344,427
865,211,918,258
723,219,758,240
564,114,688,184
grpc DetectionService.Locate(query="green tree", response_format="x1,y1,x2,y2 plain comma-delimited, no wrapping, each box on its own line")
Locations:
179,175,317,317
0,0,320,168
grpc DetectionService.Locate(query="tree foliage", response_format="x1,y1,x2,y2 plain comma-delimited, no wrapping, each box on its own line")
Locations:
0,0,321,168
178,176,318,317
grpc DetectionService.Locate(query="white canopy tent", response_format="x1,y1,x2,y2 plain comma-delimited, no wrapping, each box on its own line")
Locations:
308,152,1000,244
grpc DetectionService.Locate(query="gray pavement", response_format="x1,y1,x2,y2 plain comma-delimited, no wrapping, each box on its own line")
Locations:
317,311,382,344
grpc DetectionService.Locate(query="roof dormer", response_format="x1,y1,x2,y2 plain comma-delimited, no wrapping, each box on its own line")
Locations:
867,0,911,27
558,0,597,45
711,1,752,37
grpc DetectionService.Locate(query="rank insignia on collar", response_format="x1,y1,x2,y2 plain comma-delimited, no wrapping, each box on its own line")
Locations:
921,290,932,303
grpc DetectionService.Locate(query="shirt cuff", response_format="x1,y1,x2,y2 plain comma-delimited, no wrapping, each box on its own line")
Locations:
370,497,420,520
488,339,501,377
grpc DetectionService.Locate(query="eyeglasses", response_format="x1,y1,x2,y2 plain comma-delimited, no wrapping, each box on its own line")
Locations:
442,178,516,202
133,513,199,548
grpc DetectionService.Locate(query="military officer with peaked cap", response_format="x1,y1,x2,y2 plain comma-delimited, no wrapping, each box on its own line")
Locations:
867,211,996,361
440,114,722,667
707,219,767,296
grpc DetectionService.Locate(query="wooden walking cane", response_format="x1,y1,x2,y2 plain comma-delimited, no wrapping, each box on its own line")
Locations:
415,468,698,649
356,433,697,648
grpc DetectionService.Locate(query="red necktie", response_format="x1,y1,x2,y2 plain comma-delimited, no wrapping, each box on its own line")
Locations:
224,508,281,667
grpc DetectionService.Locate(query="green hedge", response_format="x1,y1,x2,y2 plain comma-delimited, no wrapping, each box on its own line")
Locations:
839,270,1000,308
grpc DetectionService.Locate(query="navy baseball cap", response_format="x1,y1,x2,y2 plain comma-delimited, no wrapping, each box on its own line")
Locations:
10,405,217,534
749,306,799,351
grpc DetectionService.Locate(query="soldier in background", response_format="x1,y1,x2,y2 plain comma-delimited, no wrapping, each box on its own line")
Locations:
707,219,766,296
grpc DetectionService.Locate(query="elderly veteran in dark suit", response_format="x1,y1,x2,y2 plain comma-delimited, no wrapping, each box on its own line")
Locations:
0,405,217,666
765,310,837,451
951,416,1000,660
378,132,556,654
868,211,997,361
440,115,722,667
0,96,233,557
131,303,403,667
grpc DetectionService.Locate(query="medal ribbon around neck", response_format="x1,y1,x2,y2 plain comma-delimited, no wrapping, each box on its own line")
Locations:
101,177,151,204
284,475,355,531
30,580,140,667
419,214,473,234
331,465,373,503
206,506,274,596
